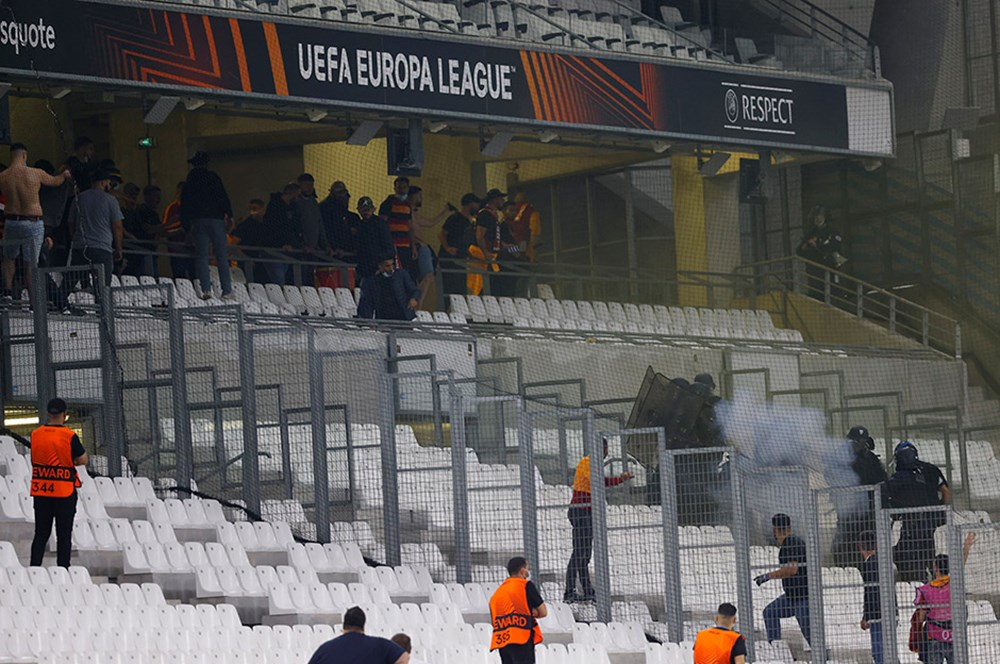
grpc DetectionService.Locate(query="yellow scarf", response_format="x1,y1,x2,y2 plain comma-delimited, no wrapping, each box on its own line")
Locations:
929,576,949,587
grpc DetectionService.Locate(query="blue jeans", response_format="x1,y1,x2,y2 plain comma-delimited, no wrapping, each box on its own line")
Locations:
264,262,289,286
764,594,811,644
193,218,231,295
869,621,884,664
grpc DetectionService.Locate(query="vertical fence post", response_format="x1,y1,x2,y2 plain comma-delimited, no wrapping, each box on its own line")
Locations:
97,266,123,477
168,300,194,487
586,412,612,623
954,321,961,359
889,297,897,333
308,328,331,543
450,389,472,583
518,407,539,574
922,311,930,346
32,265,54,416
806,484,827,664
237,318,261,517
730,455,755,661
856,282,864,319
949,524,969,664
380,374,402,567
659,447,684,643
874,487,899,664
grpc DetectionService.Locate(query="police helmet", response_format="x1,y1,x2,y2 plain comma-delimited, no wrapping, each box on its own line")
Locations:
894,441,919,470
847,425,875,451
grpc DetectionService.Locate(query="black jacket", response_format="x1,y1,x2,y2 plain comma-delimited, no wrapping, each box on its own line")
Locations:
262,192,303,249
179,167,232,227
357,270,420,321
353,213,394,279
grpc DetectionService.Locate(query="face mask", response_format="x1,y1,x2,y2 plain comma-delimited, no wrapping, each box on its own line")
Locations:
398,193,408,201
381,271,392,278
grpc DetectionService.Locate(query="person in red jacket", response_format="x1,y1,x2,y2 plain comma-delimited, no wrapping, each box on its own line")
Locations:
565,438,631,602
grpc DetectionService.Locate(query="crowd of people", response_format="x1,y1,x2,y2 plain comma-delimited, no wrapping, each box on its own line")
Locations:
0,141,542,318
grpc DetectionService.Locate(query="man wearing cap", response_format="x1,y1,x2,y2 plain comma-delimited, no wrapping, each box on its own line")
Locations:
179,152,234,299
694,603,747,664
320,181,358,261
0,143,73,301
755,514,812,647
29,398,88,568
438,193,479,296
68,167,124,287
307,606,409,664
353,196,394,285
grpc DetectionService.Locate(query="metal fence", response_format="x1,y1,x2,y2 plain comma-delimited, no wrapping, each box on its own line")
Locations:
2,261,998,663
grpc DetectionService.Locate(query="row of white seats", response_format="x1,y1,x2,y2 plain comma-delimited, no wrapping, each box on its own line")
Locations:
198,564,329,600
0,580,165,609
0,564,92,586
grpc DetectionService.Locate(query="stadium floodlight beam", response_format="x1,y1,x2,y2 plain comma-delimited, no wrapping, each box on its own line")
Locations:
51,87,72,100
481,131,514,157
143,96,180,125
428,121,448,134
698,152,731,176
306,108,328,123
538,130,559,144
183,97,206,111
347,119,384,146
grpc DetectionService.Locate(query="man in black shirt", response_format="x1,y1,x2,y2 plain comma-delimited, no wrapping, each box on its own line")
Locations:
232,199,270,283
356,256,420,321
857,530,885,664
353,197,394,286
319,181,358,261
755,513,811,646
179,152,234,299
261,183,302,286
438,192,479,296
125,185,163,277
832,426,888,566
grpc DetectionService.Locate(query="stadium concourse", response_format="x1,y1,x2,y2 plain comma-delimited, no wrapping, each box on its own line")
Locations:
4,0,1000,663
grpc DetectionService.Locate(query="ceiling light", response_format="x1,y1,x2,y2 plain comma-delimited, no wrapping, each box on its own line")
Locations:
306,108,328,123
143,96,180,124
481,131,514,157
652,140,671,154
538,130,559,144
183,97,206,111
52,87,72,100
428,121,448,134
347,119,383,145
4,416,38,426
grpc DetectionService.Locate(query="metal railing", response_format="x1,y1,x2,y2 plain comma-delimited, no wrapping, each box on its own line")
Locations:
736,255,962,358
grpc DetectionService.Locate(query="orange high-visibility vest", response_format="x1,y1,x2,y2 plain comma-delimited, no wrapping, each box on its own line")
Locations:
30,426,80,498
489,577,543,650
693,626,742,664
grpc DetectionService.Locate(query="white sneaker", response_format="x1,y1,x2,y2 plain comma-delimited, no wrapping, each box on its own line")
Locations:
221,292,237,301
199,291,212,300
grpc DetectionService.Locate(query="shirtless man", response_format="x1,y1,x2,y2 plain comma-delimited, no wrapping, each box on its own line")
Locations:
0,143,72,300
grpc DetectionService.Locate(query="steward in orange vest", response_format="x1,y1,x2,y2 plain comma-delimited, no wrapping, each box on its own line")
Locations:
29,398,88,568
693,603,747,664
489,557,546,664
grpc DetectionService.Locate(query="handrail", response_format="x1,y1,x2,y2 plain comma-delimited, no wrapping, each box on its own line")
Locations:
735,255,961,358
753,0,870,53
